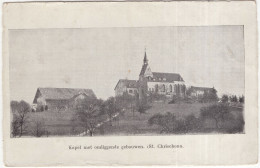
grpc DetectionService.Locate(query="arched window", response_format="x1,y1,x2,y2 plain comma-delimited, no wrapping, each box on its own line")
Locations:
169,85,172,92
162,84,165,92
155,84,159,93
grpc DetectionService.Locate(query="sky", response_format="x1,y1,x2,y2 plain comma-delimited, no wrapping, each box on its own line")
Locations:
9,26,245,103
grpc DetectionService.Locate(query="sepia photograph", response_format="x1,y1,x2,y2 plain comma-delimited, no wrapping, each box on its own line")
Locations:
3,1,258,166
9,26,245,137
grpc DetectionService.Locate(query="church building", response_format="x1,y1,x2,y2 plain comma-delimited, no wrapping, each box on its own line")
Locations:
114,51,186,100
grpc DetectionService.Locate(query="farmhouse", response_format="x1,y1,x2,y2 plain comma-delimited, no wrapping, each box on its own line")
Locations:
114,79,138,97
33,87,96,110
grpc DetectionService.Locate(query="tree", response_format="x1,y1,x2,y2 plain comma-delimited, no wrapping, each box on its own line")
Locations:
207,87,218,102
221,94,229,103
147,92,167,103
10,100,31,137
10,101,19,113
200,103,230,129
11,101,20,137
17,100,31,136
229,95,238,103
239,95,244,103
185,114,201,132
148,112,186,133
200,87,218,103
148,112,175,133
115,93,135,110
11,114,20,137
131,94,139,117
105,97,118,126
186,87,193,96
73,97,103,136
136,99,150,115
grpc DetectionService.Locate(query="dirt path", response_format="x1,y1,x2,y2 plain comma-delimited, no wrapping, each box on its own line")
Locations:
78,112,120,136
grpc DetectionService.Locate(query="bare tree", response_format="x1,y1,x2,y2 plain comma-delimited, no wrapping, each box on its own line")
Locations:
10,100,31,137
73,98,103,136
104,97,118,126
17,100,31,136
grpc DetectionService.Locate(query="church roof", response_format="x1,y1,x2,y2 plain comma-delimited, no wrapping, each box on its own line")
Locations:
143,51,148,63
33,87,96,103
139,64,148,76
114,79,138,90
151,72,184,82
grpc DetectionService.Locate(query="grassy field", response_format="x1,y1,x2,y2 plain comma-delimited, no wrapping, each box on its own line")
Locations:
100,102,212,136
26,109,76,136
25,102,244,137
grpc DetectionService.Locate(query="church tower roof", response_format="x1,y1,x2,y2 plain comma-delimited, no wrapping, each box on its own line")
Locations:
143,50,148,64
140,50,151,76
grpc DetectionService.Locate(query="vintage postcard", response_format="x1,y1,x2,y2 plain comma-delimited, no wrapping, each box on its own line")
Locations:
2,1,258,166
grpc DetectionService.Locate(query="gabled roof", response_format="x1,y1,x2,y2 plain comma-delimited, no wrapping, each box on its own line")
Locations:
114,79,138,90
33,87,96,103
150,72,184,82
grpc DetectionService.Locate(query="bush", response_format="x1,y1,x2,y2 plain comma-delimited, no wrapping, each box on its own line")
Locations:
136,100,151,115
148,112,187,134
147,92,167,103
185,114,202,132
168,95,193,104
200,103,230,129
168,95,178,104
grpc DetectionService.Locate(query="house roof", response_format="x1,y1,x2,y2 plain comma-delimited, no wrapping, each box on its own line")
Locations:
114,79,138,90
190,86,213,91
150,72,184,82
33,88,96,102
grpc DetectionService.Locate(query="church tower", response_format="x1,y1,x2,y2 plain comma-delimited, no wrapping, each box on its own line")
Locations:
138,50,153,102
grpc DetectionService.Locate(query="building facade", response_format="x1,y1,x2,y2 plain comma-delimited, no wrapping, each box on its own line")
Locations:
138,52,186,101
33,88,96,110
188,86,214,98
114,79,138,97
114,51,186,100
